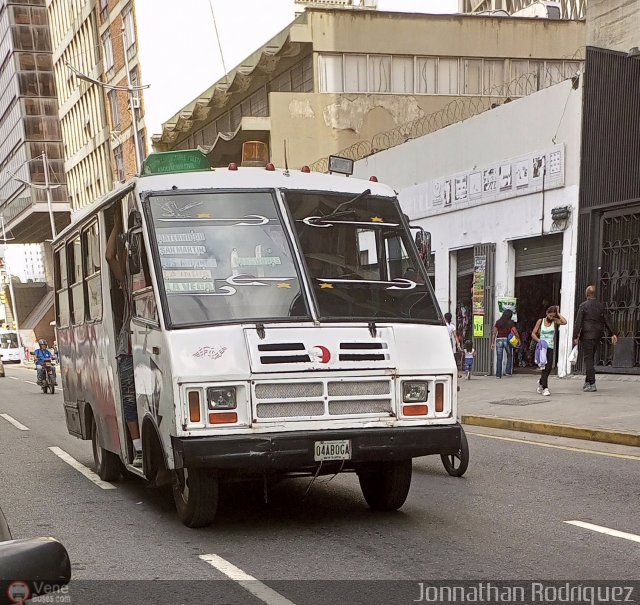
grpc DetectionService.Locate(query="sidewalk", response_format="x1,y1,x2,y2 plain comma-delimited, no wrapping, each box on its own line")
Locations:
459,372,640,447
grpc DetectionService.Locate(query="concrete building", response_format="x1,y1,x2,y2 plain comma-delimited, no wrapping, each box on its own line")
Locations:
0,0,70,244
4,243,45,282
47,0,146,214
152,8,584,170
353,78,582,378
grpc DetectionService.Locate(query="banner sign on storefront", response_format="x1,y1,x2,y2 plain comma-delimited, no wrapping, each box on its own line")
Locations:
497,297,518,322
472,255,486,315
473,315,484,337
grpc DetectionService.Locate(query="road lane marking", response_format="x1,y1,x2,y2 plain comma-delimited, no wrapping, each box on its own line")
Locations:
466,431,640,461
0,414,29,431
8,376,20,381
565,521,640,544
24,380,39,386
48,447,116,490
199,554,297,605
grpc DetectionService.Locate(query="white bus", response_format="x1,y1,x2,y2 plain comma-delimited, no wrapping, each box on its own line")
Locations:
53,143,465,527
0,330,22,363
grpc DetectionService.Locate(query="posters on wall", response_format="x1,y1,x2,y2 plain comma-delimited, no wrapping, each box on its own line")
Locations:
421,144,565,216
472,255,486,316
473,315,484,337
497,297,518,322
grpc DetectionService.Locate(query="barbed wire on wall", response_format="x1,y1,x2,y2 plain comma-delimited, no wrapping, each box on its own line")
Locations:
309,60,584,173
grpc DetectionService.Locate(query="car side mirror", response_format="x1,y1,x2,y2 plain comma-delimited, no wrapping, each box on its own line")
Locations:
0,538,71,604
414,228,431,270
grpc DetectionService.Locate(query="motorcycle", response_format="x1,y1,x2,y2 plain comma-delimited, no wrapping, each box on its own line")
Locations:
41,359,56,394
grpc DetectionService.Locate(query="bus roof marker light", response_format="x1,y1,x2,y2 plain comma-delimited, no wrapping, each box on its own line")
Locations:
301,165,311,173
369,176,378,182
228,163,238,171
140,150,211,176
241,141,269,167
265,163,276,171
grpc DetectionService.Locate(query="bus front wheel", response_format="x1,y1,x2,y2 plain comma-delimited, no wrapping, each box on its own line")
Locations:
173,467,219,528
357,459,412,511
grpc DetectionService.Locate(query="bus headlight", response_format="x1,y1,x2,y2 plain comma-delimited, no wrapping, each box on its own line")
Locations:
402,381,428,403
207,387,237,410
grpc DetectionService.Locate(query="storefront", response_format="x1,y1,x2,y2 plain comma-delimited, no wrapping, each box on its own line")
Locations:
354,78,583,377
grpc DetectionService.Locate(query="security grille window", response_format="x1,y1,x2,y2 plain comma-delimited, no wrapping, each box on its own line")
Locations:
416,57,437,94
483,59,504,95
102,32,114,73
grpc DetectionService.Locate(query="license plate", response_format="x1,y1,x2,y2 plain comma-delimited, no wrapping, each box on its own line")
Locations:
314,440,352,462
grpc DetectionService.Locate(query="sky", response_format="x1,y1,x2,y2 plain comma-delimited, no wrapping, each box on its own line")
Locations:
135,0,459,142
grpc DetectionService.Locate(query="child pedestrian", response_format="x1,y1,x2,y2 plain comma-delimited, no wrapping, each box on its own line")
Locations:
463,340,475,380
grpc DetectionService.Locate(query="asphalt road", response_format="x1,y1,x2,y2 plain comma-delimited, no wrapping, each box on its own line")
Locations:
1,363,639,604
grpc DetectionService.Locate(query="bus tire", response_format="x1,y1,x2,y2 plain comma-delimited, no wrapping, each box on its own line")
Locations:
440,428,469,477
173,468,219,528
91,415,121,482
357,459,412,511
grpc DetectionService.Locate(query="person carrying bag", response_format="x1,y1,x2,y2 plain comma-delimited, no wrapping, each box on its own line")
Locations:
531,305,567,397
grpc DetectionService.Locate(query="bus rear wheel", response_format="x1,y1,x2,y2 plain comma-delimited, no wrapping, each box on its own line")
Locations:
173,468,219,528
91,416,121,482
357,459,412,511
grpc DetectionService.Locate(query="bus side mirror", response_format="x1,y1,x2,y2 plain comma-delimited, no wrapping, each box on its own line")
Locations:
414,228,431,270
126,231,142,275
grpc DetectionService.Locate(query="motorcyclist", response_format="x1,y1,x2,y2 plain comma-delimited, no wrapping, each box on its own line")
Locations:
34,339,57,385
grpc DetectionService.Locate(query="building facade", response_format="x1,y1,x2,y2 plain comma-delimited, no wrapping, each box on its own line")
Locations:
353,78,583,377
152,8,584,171
0,0,69,244
575,43,640,373
3,242,45,281
47,0,145,214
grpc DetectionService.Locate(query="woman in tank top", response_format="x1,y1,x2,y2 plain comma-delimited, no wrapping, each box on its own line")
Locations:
532,305,567,397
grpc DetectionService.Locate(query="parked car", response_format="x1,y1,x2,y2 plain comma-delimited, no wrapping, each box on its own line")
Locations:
0,505,71,604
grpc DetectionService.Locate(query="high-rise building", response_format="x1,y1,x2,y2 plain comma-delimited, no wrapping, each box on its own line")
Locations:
0,0,70,244
4,243,45,282
47,0,146,214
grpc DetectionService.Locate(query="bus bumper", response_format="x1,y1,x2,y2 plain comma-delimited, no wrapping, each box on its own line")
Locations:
172,424,462,471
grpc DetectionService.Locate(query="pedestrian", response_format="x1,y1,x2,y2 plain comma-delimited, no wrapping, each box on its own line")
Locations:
491,309,519,378
573,285,618,392
463,340,475,380
532,305,567,396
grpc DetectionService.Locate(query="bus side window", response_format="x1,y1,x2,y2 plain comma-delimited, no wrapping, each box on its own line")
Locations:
130,231,157,324
67,236,84,326
54,247,69,327
82,221,102,321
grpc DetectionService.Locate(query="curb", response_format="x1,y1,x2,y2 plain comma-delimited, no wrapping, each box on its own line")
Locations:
461,415,640,448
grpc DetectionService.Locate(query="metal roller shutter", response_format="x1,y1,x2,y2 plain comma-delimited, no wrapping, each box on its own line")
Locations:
514,234,563,277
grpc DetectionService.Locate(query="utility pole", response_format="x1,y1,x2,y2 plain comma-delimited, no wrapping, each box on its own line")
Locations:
0,215,20,334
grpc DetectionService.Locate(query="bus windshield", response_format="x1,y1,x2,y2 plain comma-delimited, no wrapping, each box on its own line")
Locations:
146,191,310,327
283,190,439,322
0,331,19,349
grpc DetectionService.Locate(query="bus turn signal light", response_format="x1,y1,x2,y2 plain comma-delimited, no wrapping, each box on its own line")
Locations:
403,404,428,416
435,383,444,413
209,412,238,425
188,391,201,423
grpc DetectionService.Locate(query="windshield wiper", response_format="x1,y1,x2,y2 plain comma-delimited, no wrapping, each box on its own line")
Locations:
321,188,371,221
